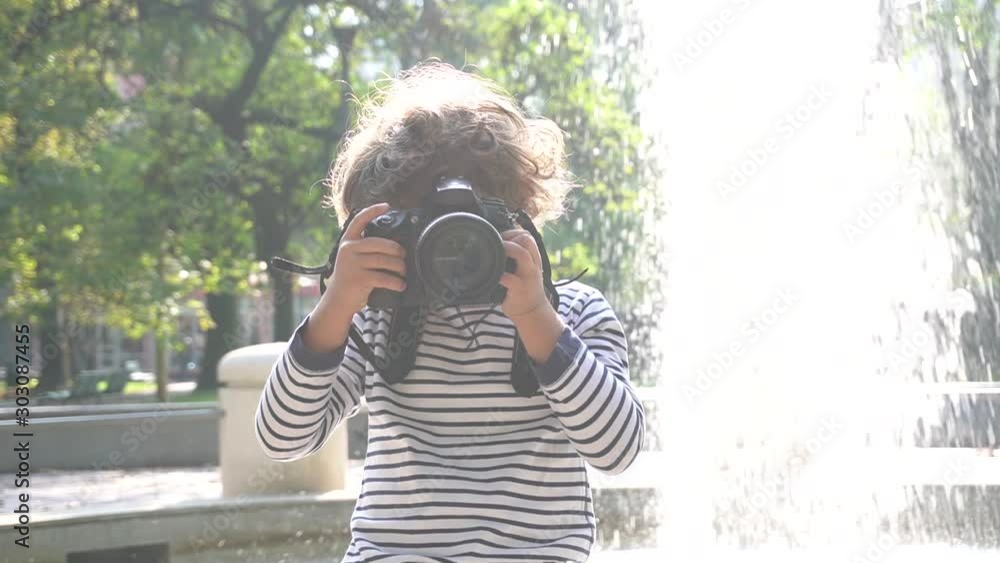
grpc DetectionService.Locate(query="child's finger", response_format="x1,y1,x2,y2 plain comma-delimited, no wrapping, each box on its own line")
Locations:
503,240,536,274
358,254,406,275
343,203,392,241
501,230,533,251
364,270,407,292
512,232,541,269
501,229,530,240
501,230,543,268
352,237,406,257
501,231,541,268
498,272,522,290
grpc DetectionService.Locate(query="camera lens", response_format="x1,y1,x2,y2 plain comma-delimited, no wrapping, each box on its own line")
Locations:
415,213,505,304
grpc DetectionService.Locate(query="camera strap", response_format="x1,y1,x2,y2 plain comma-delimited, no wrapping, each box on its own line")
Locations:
270,208,385,372
506,210,562,397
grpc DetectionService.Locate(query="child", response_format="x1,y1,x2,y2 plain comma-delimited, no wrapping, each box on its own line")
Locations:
255,62,645,563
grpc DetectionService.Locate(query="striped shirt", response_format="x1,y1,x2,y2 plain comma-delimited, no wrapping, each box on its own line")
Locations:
255,280,645,562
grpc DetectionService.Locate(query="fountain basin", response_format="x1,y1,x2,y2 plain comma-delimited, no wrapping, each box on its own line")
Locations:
0,485,660,563
0,403,222,472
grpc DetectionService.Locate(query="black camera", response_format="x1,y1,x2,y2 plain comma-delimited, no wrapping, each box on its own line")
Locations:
363,177,518,309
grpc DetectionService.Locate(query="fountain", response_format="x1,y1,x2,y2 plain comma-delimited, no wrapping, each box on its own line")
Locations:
629,0,1000,560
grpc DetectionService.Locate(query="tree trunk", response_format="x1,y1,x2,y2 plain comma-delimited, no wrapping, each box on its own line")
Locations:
1,321,16,392
33,245,72,391
36,300,65,392
199,292,237,390
252,192,293,342
155,329,169,402
154,251,170,402
271,266,294,341
56,305,73,389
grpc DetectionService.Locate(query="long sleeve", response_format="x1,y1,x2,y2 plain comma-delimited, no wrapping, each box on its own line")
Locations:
530,288,645,475
254,313,368,462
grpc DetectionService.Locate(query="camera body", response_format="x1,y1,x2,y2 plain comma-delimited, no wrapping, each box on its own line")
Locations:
363,177,517,309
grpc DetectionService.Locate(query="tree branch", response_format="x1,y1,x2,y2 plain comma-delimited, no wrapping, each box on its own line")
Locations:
243,109,345,142
332,25,358,136
345,0,398,26
147,1,249,36
221,3,298,116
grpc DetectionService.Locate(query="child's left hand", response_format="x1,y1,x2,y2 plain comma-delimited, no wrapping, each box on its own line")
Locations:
499,229,551,320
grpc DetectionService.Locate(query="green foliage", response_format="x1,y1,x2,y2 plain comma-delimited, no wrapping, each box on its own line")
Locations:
1,0,657,380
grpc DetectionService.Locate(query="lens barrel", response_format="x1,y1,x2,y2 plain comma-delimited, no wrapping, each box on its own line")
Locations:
415,212,506,304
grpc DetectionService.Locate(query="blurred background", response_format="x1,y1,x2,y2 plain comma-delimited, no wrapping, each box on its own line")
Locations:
0,0,998,562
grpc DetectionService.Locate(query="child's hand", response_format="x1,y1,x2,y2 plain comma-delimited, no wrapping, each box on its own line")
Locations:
303,203,406,353
499,229,551,320
324,203,408,313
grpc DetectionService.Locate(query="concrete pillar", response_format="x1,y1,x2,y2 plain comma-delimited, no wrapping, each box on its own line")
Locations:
218,343,348,497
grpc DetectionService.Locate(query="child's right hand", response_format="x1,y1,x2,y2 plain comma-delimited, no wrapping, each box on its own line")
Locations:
302,203,406,353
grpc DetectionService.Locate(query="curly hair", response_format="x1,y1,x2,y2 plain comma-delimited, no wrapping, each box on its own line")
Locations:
324,62,575,227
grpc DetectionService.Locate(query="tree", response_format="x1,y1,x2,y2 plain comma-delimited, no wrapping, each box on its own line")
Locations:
1,0,134,390
2,0,662,394
877,0,998,384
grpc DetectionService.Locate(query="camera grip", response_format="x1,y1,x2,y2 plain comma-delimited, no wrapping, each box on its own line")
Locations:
505,256,517,273
488,257,517,305
368,287,402,309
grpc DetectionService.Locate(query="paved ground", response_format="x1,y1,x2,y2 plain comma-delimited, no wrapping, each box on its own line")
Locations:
11,447,1000,519
3,452,665,519
4,463,360,518
7,466,225,516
